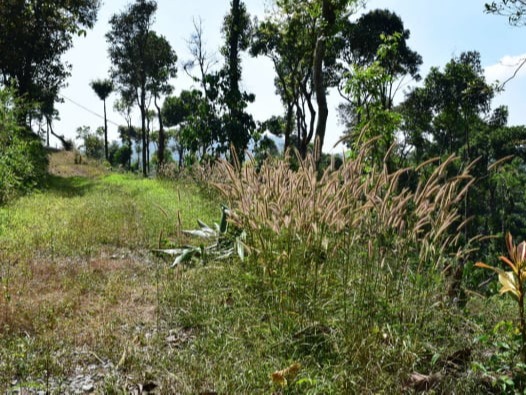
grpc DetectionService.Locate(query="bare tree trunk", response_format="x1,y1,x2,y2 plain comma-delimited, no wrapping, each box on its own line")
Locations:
103,98,108,161
313,35,327,166
140,90,147,177
284,103,294,152
155,95,165,169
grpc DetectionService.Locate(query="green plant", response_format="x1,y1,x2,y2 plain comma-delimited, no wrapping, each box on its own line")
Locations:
0,88,48,204
476,232,526,362
154,205,247,267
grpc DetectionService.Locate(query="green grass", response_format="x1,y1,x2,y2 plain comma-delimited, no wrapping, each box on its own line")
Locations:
0,173,216,259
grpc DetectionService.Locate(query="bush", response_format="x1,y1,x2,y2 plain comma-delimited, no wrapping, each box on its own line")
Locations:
0,88,48,204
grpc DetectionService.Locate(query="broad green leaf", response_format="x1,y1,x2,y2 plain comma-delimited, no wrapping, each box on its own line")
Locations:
498,271,520,299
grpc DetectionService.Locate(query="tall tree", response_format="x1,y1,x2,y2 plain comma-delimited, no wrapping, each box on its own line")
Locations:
336,10,421,167
0,0,100,124
253,0,360,162
145,32,177,169
337,9,421,120
484,1,526,86
251,17,304,152
90,79,113,160
107,0,157,177
221,0,255,161
400,51,493,160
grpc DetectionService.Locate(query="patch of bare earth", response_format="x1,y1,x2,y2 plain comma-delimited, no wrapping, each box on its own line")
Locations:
2,250,167,393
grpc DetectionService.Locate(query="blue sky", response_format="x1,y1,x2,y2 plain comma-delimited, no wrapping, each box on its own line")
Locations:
54,0,526,153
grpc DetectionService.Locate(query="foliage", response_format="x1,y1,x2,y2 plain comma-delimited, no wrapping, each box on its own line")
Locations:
337,10,422,158
0,0,99,123
400,51,493,160
341,33,404,168
107,0,176,176
76,126,104,160
162,89,218,164
90,79,113,160
220,0,255,162
400,51,526,264
485,0,526,25
154,205,247,267
476,233,526,362
0,89,48,204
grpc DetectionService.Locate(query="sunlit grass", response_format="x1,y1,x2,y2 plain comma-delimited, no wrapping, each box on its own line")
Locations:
0,173,216,260
0,152,519,393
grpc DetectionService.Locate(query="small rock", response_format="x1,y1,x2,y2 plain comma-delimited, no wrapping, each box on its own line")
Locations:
82,381,95,392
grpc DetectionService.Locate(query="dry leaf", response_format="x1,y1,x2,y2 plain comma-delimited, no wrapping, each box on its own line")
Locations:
271,362,301,387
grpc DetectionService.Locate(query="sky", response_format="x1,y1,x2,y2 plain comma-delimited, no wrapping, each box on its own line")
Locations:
53,0,526,153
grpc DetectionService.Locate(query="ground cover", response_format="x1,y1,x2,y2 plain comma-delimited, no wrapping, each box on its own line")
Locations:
0,151,522,394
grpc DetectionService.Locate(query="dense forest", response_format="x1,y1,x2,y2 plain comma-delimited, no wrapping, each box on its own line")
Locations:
3,0,526,393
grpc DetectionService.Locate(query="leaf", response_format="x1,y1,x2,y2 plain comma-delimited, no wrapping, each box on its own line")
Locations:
172,248,198,267
498,271,520,299
499,255,518,274
153,248,189,256
271,363,301,387
219,205,229,234
236,238,245,261
475,261,506,275
183,229,216,238
197,219,210,229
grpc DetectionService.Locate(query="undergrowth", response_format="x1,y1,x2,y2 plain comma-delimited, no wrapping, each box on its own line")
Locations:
0,150,522,393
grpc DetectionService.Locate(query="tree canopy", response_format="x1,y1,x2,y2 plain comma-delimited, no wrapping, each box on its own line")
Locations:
0,0,100,123
107,0,177,175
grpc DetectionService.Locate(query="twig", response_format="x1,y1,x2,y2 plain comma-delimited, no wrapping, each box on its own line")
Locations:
499,57,526,89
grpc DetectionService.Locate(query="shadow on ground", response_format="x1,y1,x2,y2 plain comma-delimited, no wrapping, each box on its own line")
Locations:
45,175,95,198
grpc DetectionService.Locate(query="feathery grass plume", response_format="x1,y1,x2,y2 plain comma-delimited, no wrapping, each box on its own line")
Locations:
213,143,475,326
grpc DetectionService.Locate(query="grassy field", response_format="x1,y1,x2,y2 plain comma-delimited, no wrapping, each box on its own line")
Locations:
0,152,521,394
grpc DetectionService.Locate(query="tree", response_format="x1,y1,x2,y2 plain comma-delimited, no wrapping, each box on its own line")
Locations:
220,0,255,161
337,9,422,131
399,51,526,261
114,94,136,169
163,89,213,165
107,0,157,177
484,1,526,86
76,126,104,159
253,0,360,163
0,0,100,124
145,32,177,169
90,79,113,160
184,18,218,100
251,18,303,152
400,51,493,160
485,0,526,25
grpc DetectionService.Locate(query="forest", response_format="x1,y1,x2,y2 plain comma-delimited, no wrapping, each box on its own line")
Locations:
2,0,526,393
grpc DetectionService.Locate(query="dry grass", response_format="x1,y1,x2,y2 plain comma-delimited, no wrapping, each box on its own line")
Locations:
215,144,475,273
48,150,108,178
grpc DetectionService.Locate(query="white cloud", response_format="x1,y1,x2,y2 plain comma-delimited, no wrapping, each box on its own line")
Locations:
485,54,526,84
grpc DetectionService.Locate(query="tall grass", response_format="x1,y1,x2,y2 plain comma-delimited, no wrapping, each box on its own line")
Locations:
210,145,480,390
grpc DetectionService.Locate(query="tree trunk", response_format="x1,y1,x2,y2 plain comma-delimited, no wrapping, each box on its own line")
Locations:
284,103,293,152
46,116,69,150
155,96,165,169
103,98,108,161
140,91,147,177
313,35,327,167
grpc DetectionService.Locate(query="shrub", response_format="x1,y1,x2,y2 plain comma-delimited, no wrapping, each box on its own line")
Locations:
0,88,48,204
